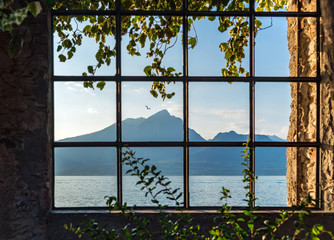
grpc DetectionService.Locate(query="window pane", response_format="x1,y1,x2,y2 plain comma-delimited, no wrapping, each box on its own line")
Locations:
123,147,183,206
54,147,116,207
121,16,183,76
189,17,249,76
255,147,287,207
54,82,116,142
190,147,247,206
53,16,116,76
255,17,290,76
189,82,249,141
122,82,183,141
255,83,291,141
121,0,182,10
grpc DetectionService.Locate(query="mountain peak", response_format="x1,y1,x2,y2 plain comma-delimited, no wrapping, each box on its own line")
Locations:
153,109,170,116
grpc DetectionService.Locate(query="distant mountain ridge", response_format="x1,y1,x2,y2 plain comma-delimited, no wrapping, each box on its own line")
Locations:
56,110,287,176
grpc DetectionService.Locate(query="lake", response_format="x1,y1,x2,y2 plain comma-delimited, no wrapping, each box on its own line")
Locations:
55,175,287,208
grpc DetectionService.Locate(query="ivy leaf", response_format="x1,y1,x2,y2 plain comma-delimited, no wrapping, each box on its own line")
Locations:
97,81,106,90
144,65,152,76
8,35,23,58
87,65,94,74
189,37,197,49
58,54,66,62
150,90,158,98
27,1,42,17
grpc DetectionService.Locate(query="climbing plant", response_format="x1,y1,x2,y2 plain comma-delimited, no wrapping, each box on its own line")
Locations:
50,0,286,99
0,0,42,57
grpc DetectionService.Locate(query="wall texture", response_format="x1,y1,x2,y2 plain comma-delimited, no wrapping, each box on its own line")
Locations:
319,0,334,211
286,0,318,206
286,0,334,210
0,6,51,240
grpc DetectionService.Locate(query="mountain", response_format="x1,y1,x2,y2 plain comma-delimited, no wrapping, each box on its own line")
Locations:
55,110,287,176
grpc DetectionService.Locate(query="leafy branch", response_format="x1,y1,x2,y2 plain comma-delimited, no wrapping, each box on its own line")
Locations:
0,0,42,58
51,0,287,99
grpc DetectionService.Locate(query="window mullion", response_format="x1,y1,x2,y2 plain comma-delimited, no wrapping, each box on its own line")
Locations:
116,0,123,206
249,0,256,208
183,0,190,209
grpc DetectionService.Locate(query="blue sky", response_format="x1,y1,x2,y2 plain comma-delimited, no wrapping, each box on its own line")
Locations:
53,16,291,141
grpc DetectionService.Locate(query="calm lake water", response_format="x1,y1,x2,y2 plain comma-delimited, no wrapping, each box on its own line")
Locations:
55,176,287,208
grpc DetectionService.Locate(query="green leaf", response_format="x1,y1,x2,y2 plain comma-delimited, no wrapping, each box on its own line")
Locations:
188,37,197,49
243,210,252,217
208,16,216,21
144,65,152,76
97,81,106,90
8,35,23,58
88,65,94,74
150,90,158,98
27,1,42,17
58,54,66,62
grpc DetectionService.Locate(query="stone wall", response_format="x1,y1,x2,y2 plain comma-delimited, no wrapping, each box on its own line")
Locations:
320,0,334,211
0,3,51,239
286,0,334,210
286,0,317,206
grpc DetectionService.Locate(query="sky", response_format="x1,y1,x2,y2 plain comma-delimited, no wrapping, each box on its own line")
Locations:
53,16,292,141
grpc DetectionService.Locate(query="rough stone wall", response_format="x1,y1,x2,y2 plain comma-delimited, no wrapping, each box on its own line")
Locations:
0,3,51,239
319,0,334,211
287,0,334,210
286,0,317,206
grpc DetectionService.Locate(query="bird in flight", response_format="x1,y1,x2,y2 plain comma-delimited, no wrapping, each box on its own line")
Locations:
145,105,151,110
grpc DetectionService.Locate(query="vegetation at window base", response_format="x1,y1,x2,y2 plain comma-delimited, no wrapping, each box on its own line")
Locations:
64,140,334,240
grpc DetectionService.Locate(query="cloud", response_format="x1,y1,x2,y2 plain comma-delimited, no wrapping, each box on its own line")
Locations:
210,108,248,119
87,108,98,114
64,82,96,96
257,118,267,124
127,87,146,94
162,101,183,118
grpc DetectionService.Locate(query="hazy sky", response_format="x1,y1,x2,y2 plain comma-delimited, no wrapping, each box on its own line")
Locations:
54,16,291,141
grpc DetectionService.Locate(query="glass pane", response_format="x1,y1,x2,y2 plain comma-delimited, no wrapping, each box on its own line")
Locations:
189,82,249,141
190,147,247,206
255,17,290,76
255,83,291,141
123,147,183,207
53,0,115,10
122,0,182,10
54,82,116,142
122,82,183,141
121,16,183,76
188,0,249,11
53,16,116,76
54,147,116,207
255,147,287,206
189,17,249,76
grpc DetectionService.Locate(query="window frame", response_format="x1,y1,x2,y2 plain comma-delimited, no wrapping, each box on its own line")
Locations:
51,0,321,210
